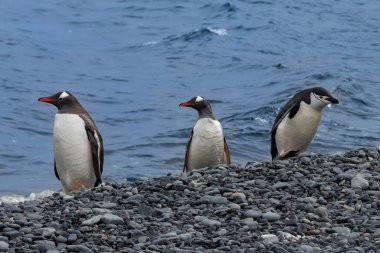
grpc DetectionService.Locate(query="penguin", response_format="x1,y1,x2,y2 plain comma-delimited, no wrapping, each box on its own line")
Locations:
38,91,104,193
271,87,339,160
180,96,231,172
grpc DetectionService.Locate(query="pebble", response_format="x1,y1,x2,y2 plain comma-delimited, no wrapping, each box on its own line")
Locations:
261,234,279,244
67,245,94,253
0,242,9,251
81,215,102,226
351,174,369,189
0,148,378,252
299,244,314,252
199,196,227,204
262,212,280,222
100,214,124,225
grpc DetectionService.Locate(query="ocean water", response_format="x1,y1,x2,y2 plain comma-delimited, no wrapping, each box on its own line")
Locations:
1,0,380,198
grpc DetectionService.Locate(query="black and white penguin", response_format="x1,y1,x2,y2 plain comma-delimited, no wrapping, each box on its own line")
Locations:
38,91,104,193
180,96,231,172
271,87,339,160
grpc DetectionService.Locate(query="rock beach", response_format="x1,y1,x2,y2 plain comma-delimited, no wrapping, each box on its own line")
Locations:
0,148,379,252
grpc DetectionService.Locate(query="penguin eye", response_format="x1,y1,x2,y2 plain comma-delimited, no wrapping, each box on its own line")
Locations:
58,98,63,102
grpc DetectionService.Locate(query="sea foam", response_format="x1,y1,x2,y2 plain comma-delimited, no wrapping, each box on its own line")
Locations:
0,190,55,204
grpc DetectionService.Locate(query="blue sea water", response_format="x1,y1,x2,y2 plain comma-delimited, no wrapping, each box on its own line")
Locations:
0,0,380,197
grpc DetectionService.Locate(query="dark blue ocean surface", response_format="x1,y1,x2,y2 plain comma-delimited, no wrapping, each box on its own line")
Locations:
1,0,379,196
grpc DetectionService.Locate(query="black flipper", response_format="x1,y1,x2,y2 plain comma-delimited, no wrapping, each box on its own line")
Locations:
54,160,60,180
288,101,300,119
183,130,193,172
85,125,103,186
224,137,231,166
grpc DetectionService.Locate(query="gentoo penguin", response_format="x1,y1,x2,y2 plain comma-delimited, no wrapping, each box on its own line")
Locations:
38,91,104,193
271,87,339,160
180,96,231,172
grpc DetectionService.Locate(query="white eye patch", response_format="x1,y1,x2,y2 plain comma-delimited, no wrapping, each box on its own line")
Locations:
195,96,204,103
59,92,70,99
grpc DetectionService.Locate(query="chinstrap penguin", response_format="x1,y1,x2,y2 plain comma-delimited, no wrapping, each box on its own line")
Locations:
271,87,339,160
38,91,104,193
180,96,231,172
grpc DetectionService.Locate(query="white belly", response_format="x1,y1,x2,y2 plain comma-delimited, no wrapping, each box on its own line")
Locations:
188,118,225,171
275,102,322,158
54,114,96,192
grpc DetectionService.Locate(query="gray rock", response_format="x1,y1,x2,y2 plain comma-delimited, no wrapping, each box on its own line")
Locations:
315,207,328,218
0,237,8,243
199,195,227,204
230,192,247,203
101,213,124,225
127,194,145,202
334,227,351,237
195,216,221,227
263,212,280,222
94,201,117,209
351,174,369,189
67,234,77,243
92,208,111,215
67,245,94,253
47,250,60,253
261,234,279,244
273,182,292,189
34,240,56,252
244,210,262,219
81,215,102,226
39,228,56,238
0,241,9,251
299,244,314,252
137,204,153,215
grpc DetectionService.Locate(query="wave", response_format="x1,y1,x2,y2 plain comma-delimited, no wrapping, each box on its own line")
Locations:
0,190,54,204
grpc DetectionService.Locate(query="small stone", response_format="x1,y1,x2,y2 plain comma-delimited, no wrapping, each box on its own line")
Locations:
47,250,60,253
138,236,149,243
67,245,94,253
273,182,291,189
263,212,280,222
334,227,351,237
351,174,369,189
0,236,8,243
199,196,227,204
67,234,78,243
372,228,380,237
0,241,9,251
92,208,111,215
315,207,328,218
244,210,262,219
299,244,314,252
230,192,247,203
54,235,67,244
195,216,221,227
137,204,153,216
127,194,145,202
101,213,124,225
40,228,56,238
34,240,56,252
261,234,279,244
94,201,117,209
217,229,227,236
81,215,102,226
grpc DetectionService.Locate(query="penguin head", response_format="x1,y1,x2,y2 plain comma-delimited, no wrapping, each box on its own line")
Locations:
309,87,339,110
38,91,80,112
179,96,215,118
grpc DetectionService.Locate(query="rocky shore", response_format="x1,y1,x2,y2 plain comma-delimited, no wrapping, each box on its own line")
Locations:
1,148,380,252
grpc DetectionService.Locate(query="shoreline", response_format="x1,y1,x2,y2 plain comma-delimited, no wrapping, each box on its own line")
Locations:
0,148,379,252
